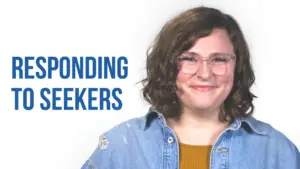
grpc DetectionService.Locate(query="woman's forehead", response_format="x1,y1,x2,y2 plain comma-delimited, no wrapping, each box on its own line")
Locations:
186,29,234,55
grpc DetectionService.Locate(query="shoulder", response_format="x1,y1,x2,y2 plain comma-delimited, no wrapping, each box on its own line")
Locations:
245,117,300,165
103,116,145,138
81,116,145,169
247,117,297,147
97,115,145,150
254,118,297,147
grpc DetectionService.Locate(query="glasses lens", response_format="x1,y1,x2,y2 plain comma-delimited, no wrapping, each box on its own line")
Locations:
210,55,231,75
178,54,198,74
211,64,227,75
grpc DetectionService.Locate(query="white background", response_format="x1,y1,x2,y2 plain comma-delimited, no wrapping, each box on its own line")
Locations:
0,0,299,169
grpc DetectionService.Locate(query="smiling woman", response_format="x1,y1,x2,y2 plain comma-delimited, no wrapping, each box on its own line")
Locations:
81,6,300,169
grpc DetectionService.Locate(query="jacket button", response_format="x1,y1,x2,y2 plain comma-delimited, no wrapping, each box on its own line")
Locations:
167,136,174,143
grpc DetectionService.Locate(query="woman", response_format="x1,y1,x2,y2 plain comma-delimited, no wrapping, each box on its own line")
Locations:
81,6,299,169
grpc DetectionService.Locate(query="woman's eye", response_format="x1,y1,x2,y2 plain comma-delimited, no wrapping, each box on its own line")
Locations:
182,56,196,62
212,57,227,62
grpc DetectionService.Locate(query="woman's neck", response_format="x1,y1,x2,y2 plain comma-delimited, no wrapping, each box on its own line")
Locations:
166,107,230,145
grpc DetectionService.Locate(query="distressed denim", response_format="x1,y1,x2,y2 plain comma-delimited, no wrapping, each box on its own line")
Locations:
81,110,300,169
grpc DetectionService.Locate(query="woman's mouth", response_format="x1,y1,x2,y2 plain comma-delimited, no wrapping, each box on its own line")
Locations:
190,85,215,92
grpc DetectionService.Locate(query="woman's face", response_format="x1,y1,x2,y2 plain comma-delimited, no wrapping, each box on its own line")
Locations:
176,28,236,112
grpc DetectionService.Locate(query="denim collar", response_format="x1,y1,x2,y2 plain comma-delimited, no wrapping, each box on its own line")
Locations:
142,109,268,135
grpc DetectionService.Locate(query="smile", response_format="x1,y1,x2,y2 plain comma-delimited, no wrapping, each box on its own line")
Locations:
190,85,215,92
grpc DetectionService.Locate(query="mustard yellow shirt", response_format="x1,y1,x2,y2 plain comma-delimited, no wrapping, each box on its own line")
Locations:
179,143,212,169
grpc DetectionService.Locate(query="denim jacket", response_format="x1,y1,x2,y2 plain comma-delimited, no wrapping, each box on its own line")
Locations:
81,110,300,169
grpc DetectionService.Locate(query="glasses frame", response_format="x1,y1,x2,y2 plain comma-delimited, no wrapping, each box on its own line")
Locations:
176,52,237,76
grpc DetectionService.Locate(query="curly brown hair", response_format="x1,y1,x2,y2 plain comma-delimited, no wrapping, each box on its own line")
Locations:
140,6,256,122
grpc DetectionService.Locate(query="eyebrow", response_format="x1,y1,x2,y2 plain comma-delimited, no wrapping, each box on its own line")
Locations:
184,51,235,57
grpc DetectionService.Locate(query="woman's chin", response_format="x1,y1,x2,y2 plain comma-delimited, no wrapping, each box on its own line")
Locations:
190,103,216,111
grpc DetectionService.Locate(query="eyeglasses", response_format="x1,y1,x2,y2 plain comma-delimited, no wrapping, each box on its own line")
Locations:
177,52,236,76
